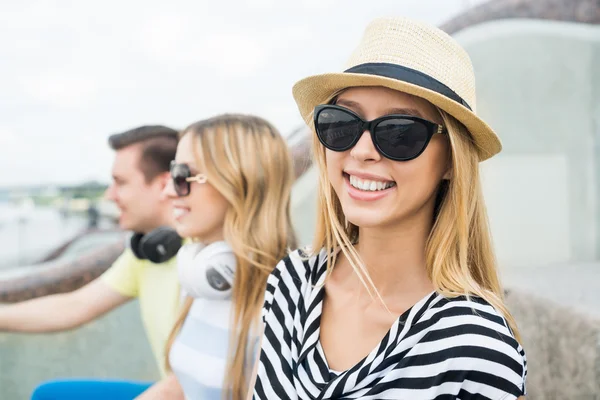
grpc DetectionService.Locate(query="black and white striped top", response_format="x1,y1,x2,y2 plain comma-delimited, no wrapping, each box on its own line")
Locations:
253,249,527,400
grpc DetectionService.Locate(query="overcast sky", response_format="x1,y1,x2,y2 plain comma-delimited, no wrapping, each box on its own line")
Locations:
0,0,485,187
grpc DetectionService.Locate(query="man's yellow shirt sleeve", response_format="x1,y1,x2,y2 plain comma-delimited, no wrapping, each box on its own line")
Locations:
100,248,141,298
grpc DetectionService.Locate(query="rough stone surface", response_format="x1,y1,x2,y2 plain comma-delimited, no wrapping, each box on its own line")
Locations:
503,263,600,398
441,0,600,34
506,288,600,399
0,242,124,303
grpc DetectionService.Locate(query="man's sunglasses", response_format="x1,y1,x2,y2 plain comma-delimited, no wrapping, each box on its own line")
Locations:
170,161,207,197
314,105,446,161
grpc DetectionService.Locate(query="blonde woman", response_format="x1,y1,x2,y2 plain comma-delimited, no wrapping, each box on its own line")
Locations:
249,17,527,399
138,114,296,400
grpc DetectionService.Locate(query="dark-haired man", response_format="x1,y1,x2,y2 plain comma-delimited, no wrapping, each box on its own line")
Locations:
0,125,183,398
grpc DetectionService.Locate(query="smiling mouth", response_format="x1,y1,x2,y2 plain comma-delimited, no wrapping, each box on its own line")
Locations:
173,207,190,219
345,173,396,192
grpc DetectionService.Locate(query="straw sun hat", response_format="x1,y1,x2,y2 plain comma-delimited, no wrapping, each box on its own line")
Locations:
292,16,501,161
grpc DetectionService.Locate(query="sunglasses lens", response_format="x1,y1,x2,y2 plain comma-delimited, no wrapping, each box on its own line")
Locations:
374,119,429,160
316,108,362,151
170,163,191,196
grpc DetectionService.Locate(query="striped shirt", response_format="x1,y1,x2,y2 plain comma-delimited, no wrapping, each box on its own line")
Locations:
253,249,527,400
169,297,232,399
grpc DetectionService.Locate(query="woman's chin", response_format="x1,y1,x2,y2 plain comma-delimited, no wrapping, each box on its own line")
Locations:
173,222,195,239
343,208,392,230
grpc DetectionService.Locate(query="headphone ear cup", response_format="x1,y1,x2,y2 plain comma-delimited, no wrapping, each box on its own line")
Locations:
130,233,147,260
191,242,236,300
140,227,182,263
177,242,205,266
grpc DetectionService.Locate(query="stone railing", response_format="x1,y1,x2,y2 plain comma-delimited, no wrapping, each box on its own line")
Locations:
441,0,599,34
0,240,124,303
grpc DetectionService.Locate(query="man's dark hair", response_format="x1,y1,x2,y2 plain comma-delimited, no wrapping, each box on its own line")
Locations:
108,125,179,182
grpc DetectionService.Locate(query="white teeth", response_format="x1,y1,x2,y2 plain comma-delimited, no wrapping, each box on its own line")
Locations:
173,208,188,219
349,175,395,192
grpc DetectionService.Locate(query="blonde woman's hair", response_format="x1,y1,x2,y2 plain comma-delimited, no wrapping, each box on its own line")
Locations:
164,114,296,399
310,107,520,341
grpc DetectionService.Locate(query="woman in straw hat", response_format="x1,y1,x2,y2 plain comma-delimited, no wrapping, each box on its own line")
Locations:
248,16,527,400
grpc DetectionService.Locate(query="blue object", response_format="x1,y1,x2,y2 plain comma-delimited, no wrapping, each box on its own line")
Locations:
31,379,153,400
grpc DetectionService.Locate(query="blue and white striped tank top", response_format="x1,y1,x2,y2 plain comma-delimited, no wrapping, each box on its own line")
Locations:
169,297,232,399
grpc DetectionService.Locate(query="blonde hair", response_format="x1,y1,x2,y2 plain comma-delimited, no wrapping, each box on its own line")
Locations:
165,114,296,399
310,106,520,341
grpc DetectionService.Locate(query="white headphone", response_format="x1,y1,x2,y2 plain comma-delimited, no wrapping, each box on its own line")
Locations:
176,241,236,300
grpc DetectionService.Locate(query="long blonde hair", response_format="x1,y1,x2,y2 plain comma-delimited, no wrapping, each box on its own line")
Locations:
165,114,296,399
311,106,520,340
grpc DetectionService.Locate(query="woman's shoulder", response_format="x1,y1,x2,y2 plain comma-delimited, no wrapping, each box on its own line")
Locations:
262,248,329,321
269,247,329,286
412,293,527,396
424,294,523,340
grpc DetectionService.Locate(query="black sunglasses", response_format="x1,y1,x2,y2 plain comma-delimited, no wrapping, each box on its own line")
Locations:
314,105,446,161
170,161,207,197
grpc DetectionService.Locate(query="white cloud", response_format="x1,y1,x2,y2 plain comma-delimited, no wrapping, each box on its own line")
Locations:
136,11,270,78
0,128,22,149
197,33,270,77
136,12,195,59
19,73,99,109
297,0,340,10
243,0,277,9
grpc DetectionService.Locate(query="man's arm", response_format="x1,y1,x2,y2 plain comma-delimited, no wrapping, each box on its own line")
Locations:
0,279,131,332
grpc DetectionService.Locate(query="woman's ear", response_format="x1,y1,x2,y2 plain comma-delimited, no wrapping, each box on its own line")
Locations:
442,141,453,180
442,167,453,181
157,171,172,200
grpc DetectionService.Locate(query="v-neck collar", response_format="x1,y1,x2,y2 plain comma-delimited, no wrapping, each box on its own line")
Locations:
295,250,439,397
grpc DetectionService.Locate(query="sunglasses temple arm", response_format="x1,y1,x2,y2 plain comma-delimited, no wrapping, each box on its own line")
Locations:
186,174,207,184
